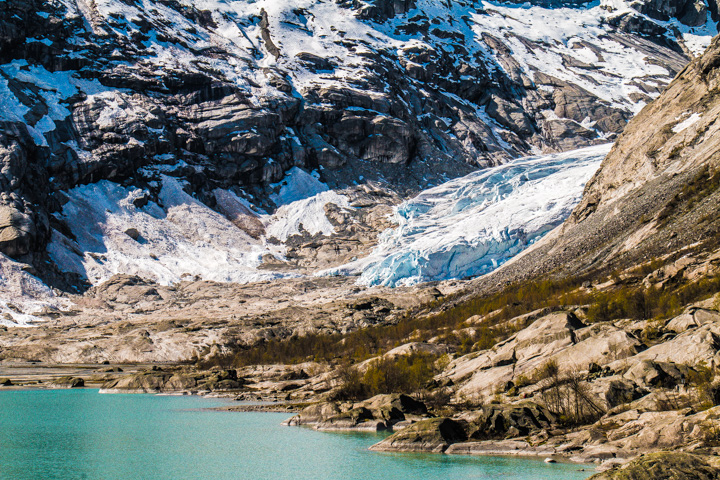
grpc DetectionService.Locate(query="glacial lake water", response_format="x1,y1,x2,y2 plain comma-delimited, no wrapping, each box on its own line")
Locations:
0,389,592,480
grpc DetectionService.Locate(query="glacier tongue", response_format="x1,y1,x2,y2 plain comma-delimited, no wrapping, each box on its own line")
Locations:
322,144,611,287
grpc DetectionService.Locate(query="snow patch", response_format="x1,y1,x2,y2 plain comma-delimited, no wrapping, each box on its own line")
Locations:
672,113,701,133
0,254,70,327
270,166,329,206
47,177,292,286
45,173,354,287
265,190,352,241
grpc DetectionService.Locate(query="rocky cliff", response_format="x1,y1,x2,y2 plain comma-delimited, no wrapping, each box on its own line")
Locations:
0,0,713,281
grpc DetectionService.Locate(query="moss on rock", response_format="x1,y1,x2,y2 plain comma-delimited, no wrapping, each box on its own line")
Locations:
589,452,720,480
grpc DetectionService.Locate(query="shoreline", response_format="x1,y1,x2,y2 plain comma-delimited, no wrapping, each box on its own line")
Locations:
0,379,695,477
1,361,716,477
6,386,597,472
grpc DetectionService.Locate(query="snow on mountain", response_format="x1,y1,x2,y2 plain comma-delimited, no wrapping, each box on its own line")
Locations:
0,254,70,327
322,144,610,287
265,190,353,242
47,177,281,286
43,144,607,291
45,169,355,287
0,0,711,163
53,0,715,120
265,166,355,241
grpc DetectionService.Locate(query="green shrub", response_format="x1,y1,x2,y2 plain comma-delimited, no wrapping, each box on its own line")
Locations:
334,352,439,401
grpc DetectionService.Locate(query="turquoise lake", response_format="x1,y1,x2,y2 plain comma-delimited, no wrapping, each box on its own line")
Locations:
0,389,592,480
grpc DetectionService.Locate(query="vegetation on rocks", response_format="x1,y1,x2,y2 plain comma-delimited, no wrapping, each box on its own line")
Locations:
207,263,720,371
534,360,605,426
587,452,720,480
333,352,441,401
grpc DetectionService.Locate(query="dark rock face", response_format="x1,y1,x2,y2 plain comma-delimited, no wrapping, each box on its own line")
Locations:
466,402,555,440
607,12,671,39
349,0,417,22
632,0,708,25
0,125,50,258
0,0,700,271
710,0,720,21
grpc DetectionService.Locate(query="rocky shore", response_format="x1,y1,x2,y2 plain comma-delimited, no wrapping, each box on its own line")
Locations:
4,294,720,478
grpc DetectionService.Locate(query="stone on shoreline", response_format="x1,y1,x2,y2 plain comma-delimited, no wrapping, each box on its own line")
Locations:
283,393,428,431
52,376,84,388
445,439,556,456
369,418,468,453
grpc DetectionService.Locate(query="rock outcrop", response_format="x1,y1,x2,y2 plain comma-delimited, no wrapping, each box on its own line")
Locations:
588,452,720,479
365,401,555,453
283,394,427,431
462,402,556,440
369,417,468,453
50,376,84,388
441,311,644,400
101,368,244,393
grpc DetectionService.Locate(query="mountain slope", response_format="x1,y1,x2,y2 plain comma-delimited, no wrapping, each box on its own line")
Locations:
474,33,720,287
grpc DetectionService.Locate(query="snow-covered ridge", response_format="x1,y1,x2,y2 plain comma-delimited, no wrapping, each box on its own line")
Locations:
322,144,610,287
3,0,714,156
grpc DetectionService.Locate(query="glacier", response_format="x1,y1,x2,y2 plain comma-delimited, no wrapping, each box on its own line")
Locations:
322,144,611,287
46,146,609,289
4,144,610,326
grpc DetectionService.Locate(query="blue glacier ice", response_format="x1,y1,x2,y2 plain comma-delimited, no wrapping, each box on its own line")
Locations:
322,144,611,287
